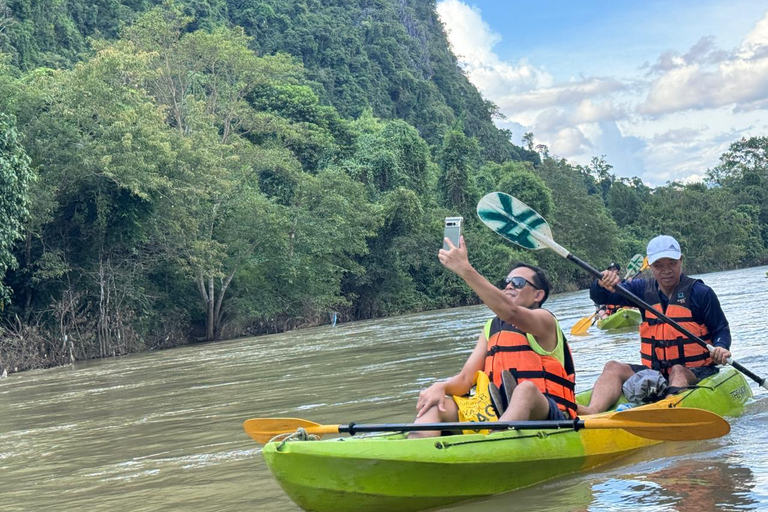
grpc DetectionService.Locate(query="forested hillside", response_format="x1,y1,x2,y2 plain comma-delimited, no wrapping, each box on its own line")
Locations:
1,0,537,163
0,0,765,374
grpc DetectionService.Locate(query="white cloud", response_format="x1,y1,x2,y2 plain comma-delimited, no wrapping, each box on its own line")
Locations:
435,0,500,65
741,12,768,53
435,0,553,95
435,0,639,172
639,14,768,116
436,2,768,185
495,79,625,114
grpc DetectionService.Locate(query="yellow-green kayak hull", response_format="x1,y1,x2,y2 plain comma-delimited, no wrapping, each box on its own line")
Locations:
261,367,751,512
597,308,642,330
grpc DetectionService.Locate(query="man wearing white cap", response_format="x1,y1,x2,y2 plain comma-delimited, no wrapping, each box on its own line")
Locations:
578,234,732,415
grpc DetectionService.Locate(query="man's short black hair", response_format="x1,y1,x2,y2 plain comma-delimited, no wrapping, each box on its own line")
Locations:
509,262,551,306
607,262,620,271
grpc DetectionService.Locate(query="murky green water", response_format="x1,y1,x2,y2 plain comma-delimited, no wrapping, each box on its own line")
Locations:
2,265,767,511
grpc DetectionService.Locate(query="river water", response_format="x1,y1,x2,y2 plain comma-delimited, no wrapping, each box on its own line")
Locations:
2,265,767,512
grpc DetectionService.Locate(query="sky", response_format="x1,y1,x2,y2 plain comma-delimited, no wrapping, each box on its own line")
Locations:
435,0,768,186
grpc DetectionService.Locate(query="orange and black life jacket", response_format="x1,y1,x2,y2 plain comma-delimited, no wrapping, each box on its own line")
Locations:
484,317,577,419
639,276,712,374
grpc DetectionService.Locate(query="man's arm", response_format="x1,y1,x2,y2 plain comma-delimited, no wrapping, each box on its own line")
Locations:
438,236,556,343
589,277,646,306
415,330,488,418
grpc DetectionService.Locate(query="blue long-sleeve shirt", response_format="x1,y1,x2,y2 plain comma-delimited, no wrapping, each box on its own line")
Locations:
589,275,731,349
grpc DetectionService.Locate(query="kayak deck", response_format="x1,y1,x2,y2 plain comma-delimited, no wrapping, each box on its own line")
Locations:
259,367,752,512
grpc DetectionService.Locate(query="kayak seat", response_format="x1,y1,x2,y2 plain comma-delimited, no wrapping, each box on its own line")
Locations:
502,370,517,404
489,370,519,416
488,382,505,417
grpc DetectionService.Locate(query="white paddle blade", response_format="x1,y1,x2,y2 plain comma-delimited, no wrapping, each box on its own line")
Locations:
624,254,643,278
477,192,553,251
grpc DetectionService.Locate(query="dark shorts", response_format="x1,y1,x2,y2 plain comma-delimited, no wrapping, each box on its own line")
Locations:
690,365,719,380
546,396,567,421
628,363,719,382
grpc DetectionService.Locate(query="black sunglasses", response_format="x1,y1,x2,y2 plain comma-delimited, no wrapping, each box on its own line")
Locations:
500,275,540,290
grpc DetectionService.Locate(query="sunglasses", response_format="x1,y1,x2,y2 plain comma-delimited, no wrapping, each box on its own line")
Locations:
500,275,540,290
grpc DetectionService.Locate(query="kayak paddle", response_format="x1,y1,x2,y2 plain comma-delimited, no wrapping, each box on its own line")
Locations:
624,253,644,280
570,311,598,335
573,253,642,336
243,407,729,444
477,191,768,391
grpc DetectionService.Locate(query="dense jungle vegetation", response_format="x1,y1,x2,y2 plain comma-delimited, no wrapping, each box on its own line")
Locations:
0,0,766,373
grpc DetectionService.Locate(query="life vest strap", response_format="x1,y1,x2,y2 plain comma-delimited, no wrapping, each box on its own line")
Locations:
486,344,533,356
548,393,578,413
513,370,575,390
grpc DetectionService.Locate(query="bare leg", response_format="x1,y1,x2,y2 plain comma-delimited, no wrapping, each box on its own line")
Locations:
499,381,551,421
578,360,636,415
407,399,459,439
667,364,697,388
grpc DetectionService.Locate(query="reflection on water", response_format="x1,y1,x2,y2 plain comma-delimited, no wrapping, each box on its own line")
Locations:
0,265,767,512
617,458,756,511
443,428,763,512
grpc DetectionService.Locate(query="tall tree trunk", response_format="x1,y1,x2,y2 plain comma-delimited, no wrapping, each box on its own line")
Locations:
207,275,215,341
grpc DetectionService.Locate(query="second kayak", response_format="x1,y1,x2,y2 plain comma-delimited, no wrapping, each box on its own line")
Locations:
597,308,642,330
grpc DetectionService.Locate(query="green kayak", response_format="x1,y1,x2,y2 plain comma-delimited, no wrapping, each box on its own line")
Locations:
597,308,642,330
258,367,752,512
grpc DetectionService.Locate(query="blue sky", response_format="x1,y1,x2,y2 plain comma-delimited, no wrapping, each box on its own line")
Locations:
436,1,768,185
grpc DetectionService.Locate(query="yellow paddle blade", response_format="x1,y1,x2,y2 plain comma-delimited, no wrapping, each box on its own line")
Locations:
243,418,340,444
570,312,597,336
585,407,729,441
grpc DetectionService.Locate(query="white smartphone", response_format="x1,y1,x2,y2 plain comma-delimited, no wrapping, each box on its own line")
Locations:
443,217,463,250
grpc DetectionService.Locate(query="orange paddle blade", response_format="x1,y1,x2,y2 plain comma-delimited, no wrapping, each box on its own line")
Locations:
571,312,597,335
243,418,340,444
585,407,730,441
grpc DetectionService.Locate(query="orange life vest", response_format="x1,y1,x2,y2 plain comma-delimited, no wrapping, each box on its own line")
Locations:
603,304,621,315
639,276,712,374
484,317,577,419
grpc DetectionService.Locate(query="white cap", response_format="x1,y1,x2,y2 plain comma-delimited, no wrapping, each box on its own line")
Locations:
647,235,681,264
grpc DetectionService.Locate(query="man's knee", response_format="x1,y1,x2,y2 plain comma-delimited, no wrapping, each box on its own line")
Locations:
603,360,631,376
512,380,539,398
668,364,695,385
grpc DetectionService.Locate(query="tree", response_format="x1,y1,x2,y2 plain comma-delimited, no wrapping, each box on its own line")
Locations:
496,163,553,219
637,183,753,271
437,127,480,218
707,136,768,186
607,180,649,227
0,113,34,306
536,157,620,288
585,155,614,202
707,136,768,260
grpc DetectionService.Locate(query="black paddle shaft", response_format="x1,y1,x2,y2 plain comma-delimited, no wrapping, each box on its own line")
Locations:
566,253,766,388
340,419,584,435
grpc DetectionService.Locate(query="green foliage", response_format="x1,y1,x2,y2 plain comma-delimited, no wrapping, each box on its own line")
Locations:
437,127,481,218
0,112,34,305
607,180,649,227
495,163,553,219
638,183,754,271
0,0,766,370
536,157,620,288
343,116,434,199
707,136,768,261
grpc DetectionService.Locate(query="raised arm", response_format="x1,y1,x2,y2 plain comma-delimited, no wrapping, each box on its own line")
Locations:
438,236,557,347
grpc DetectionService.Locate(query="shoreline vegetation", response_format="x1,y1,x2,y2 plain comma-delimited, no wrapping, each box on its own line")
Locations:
0,2,766,375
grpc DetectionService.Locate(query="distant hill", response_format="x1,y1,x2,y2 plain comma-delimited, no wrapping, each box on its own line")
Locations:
1,0,537,164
